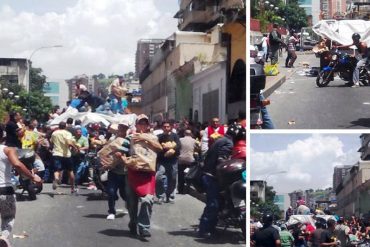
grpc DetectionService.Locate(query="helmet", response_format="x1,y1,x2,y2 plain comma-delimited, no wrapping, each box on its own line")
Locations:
262,214,273,225
226,124,246,142
352,33,361,42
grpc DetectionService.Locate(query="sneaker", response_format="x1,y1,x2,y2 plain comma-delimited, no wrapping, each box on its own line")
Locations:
352,83,360,88
197,231,212,239
139,229,151,238
87,184,97,190
106,214,115,220
71,188,79,195
165,197,175,204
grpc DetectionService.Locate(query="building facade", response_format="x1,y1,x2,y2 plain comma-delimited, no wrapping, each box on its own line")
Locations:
298,0,320,25
0,58,29,89
251,180,266,202
140,28,226,122
135,39,165,79
336,161,370,217
333,165,353,190
43,79,69,108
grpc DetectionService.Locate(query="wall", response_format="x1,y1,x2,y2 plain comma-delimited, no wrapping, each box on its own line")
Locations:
191,62,227,124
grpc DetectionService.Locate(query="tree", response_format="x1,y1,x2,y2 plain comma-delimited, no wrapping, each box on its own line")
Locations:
18,91,53,122
251,184,282,221
278,1,307,30
30,67,47,92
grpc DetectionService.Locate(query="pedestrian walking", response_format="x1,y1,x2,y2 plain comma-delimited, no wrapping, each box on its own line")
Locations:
269,23,285,65
0,125,42,246
99,123,130,220
280,224,295,247
116,114,162,238
156,120,181,203
286,32,299,68
177,129,197,194
51,121,80,194
73,128,89,188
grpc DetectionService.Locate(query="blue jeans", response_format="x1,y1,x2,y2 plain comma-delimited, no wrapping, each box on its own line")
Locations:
199,174,220,235
125,176,153,232
75,159,88,185
260,94,275,129
155,160,178,199
107,171,126,215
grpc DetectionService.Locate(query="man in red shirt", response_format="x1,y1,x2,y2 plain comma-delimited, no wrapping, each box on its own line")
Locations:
201,117,226,156
117,114,162,239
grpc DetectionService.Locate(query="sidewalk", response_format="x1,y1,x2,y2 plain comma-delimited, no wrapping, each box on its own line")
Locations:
262,51,313,98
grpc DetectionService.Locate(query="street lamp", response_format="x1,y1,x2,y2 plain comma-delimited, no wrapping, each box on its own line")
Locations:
27,45,63,92
263,171,287,202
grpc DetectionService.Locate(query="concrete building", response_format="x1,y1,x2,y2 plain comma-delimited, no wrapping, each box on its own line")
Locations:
298,0,321,25
274,194,291,216
191,61,227,124
174,0,244,32
140,27,227,122
359,134,370,161
251,180,266,202
333,165,353,190
66,75,96,100
0,58,29,89
336,160,370,217
135,39,165,79
43,79,69,108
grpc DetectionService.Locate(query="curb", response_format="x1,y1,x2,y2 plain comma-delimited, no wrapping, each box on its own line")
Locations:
263,74,287,98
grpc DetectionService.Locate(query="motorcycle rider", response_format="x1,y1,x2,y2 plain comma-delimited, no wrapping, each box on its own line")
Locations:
198,124,244,238
335,33,369,87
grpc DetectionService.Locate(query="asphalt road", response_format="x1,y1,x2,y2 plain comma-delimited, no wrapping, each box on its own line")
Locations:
267,53,370,129
10,184,245,247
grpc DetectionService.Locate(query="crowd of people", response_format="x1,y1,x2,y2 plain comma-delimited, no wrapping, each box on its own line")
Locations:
251,198,370,247
0,105,246,245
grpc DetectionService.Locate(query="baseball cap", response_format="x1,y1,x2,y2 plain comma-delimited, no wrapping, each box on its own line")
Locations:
136,114,149,123
119,119,130,128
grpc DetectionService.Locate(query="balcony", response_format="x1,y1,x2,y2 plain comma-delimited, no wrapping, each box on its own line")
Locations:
178,10,208,31
219,0,244,10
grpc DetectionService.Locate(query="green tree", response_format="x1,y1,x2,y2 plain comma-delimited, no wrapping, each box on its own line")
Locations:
278,1,307,30
251,184,281,221
30,67,47,92
18,91,53,122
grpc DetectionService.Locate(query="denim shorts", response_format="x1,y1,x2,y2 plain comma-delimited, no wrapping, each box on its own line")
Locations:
53,156,74,171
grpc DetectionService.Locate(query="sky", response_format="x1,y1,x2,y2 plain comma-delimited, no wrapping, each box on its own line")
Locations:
0,0,179,79
251,134,362,194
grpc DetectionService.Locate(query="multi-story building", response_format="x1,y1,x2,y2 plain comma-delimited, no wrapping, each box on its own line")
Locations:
251,180,266,202
174,0,244,32
298,0,321,25
135,39,165,79
140,27,227,122
43,79,69,108
359,134,370,160
289,190,306,208
336,160,370,217
0,58,29,89
333,165,353,190
274,194,291,216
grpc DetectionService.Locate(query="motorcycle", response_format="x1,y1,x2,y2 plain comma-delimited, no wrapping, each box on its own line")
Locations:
216,159,246,237
16,149,43,200
316,49,370,87
84,151,107,193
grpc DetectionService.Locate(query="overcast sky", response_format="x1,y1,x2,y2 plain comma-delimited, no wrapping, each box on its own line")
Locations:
0,0,179,79
251,134,361,194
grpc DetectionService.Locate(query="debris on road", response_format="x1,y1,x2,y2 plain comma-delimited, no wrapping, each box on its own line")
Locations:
288,121,296,125
13,231,29,239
